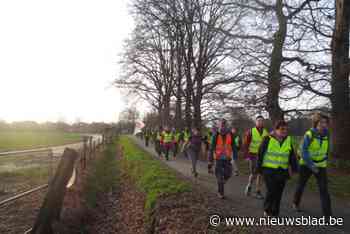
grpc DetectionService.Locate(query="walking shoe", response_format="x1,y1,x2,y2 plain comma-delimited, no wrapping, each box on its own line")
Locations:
244,185,251,196
217,193,225,199
292,203,301,212
234,171,239,176
255,191,264,200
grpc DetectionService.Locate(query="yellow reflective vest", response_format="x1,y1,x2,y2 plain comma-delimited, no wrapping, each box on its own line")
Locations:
300,130,329,168
249,127,269,154
262,136,292,169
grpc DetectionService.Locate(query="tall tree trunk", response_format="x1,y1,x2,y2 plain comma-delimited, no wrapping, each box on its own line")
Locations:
175,24,184,130
163,95,171,127
175,80,183,129
185,76,192,129
331,0,350,161
266,0,286,124
157,100,163,127
193,75,203,128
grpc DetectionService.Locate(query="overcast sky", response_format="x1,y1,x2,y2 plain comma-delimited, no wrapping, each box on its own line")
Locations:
0,0,133,123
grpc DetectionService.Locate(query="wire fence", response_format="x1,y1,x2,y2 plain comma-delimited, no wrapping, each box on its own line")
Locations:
0,135,103,205
0,131,116,234
0,148,53,203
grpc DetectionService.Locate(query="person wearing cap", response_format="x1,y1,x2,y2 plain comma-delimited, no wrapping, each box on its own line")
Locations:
208,119,234,199
256,120,298,216
292,113,332,217
243,115,269,199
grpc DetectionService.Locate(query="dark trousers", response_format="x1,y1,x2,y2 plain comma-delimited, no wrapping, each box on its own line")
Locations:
155,140,162,156
188,148,199,174
215,159,232,195
293,165,332,217
145,137,150,147
173,142,178,157
163,143,172,160
263,170,288,216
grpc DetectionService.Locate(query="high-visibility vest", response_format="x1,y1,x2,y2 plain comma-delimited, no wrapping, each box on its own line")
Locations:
207,132,212,144
183,131,190,142
249,127,269,154
163,132,173,143
262,136,291,169
174,132,181,142
233,135,240,148
215,133,233,160
300,129,328,168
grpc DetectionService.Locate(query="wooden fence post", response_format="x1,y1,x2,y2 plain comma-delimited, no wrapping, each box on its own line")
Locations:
89,136,93,159
31,148,78,234
81,136,88,169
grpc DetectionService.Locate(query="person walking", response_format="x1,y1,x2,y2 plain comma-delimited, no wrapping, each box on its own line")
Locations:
162,126,174,161
208,126,218,174
292,113,332,217
144,129,151,147
231,127,241,176
243,115,269,199
181,127,191,158
155,126,163,158
208,119,233,199
187,127,203,178
256,120,298,216
173,128,181,159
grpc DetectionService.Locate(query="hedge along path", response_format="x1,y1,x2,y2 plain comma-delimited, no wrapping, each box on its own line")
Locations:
117,136,191,212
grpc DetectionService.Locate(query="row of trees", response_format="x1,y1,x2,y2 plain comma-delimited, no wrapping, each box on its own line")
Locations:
115,0,349,160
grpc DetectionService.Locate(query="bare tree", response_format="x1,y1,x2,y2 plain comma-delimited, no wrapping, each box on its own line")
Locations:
330,0,350,160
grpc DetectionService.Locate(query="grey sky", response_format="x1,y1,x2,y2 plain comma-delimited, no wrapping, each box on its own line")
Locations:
0,0,133,123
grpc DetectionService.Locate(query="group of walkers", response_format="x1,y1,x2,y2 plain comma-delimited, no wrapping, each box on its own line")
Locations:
140,112,332,218
142,126,208,178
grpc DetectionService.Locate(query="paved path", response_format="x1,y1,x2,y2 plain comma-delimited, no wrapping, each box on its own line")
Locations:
130,136,349,234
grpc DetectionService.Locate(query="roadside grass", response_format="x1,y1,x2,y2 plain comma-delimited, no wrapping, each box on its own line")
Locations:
0,131,82,151
84,140,119,208
118,136,191,212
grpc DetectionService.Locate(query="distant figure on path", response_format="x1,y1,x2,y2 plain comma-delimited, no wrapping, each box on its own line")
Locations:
231,127,241,176
187,127,203,178
155,126,163,158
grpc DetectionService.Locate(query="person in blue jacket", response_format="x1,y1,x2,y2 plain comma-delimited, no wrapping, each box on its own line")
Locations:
292,113,332,217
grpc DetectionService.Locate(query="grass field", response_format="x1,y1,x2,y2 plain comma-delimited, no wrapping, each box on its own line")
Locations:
0,131,82,152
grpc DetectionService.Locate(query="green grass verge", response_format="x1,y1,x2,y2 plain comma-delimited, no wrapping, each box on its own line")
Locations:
118,136,191,212
84,141,119,208
0,131,82,151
